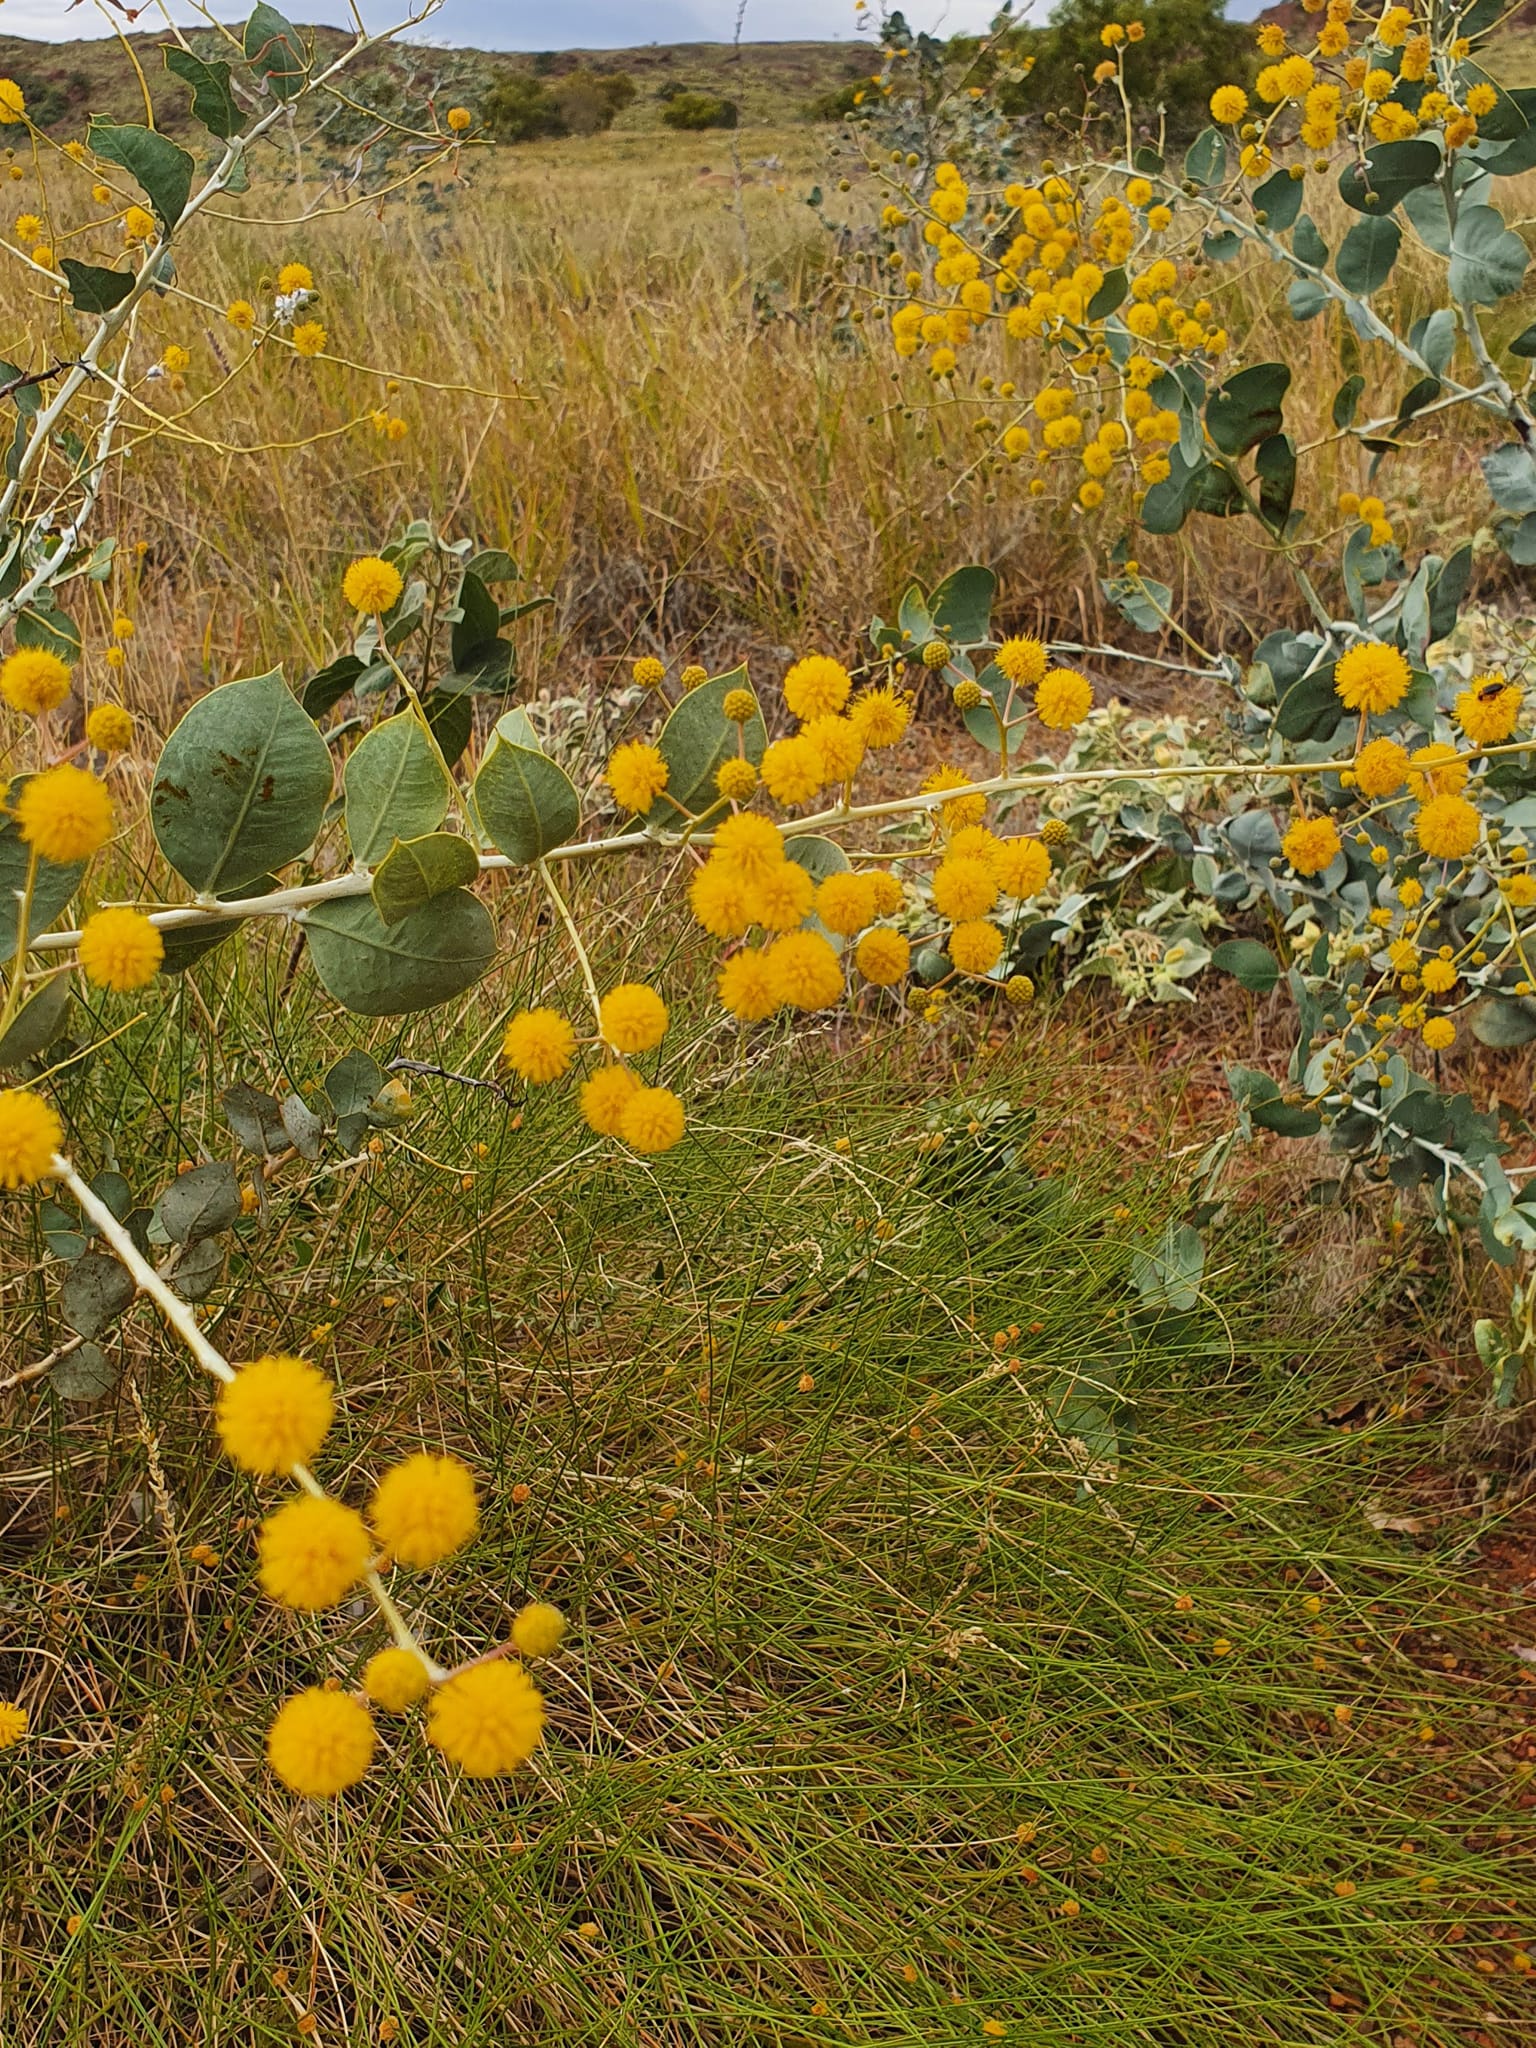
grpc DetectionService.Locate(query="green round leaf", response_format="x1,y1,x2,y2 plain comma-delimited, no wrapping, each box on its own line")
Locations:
371,832,480,926
0,970,72,1068
650,665,767,820
303,889,495,1016
472,720,580,863
344,710,452,867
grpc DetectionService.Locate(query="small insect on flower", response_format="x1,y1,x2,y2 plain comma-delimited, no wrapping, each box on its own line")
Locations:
342,555,403,614
267,1688,375,1798
1456,673,1522,747
216,1354,335,1475
15,765,114,864
257,1495,372,1611
371,1453,479,1568
428,1660,544,1776
1,646,73,716
502,1007,577,1083
77,907,164,992
362,1646,431,1711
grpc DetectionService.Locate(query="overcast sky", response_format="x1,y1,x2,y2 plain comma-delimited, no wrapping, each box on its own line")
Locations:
3,0,1017,45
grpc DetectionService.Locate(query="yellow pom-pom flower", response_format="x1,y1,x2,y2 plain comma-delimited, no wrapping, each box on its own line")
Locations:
511,1600,566,1658
1210,84,1249,122
606,740,669,813
226,299,256,330
689,859,750,938
1353,736,1409,798
1,647,72,716
0,1700,27,1748
949,919,1005,975
922,766,987,832
718,946,781,1021
0,79,29,123
746,859,816,932
258,1496,372,1610
580,1064,641,1135
502,1007,577,1083
277,261,314,294
427,1659,544,1777
715,757,758,802
712,812,785,885
783,654,852,721
446,105,472,132
995,636,1049,688
867,871,903,917
1406,742,1467,801
761,734,825,807
1414,794,1480,861
85,703,133,754
371,1452,478,1568
1282,814,1341,876
1333,642,1410,714
992,837,1051,899
816,871,877,937
767,929,843,1010
680,664,708,688
266,1688,375,1798
342,555,402,614
619,1084,687,1153
215,1354,334,1475
932,857,999,922
1422,1017,1456,1051
598,982,668,1055
722,687,758,724
802,714,865,785
632,655,666,689
15,766,114,865
1456,676,1522,747
850,686,910,749
76,907,163,992
0,1088,61,1189
1035,668,1094,730
1420,959,1458,995
363,1646,431,1711
855,927,911,986
291,320,328,358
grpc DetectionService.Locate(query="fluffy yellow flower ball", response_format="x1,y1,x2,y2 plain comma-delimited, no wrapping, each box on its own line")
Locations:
1353,736,1409,799
277,261,314,294
680,664,708,688
1333,642,1410,714
816,871,877,938
761,734,825,807
85,703,133,755
76,907,163,992
992,836,1052,899
722,687,758,724
803,714,865,785
768,929,843,1010
363,1646,431,1711
689,858,750,939
1035,668,1094,730
782,654,852,722
0,1700,27,1748
949,919,1005,975
446,105,472,132
599,982,668,1055
371,1452,479,1568
1414,794,1480,861
226,298,256,330
855,927,911,986
713,812,785,885
1420,959,1458,995
342,555,403,614
715,757,758,803
511,1600,567,1659
1282,814,1342,876
292,320,328,358
427,1660,544,1777
0,1088,61,1188
216,1354,334,1475
932,857,999,922
580,1064,641,1135
619,1084,687,1153
15,766,114,865
1406,742,1467,800
0,79,28,123
718,946,781,1022
266,1688,375,1798
921,766,987,832
632,655,666,689
1422,1017,1456,1051
1,647,72,716
995,635,1049,687
258,1496,372,1610
746,859,815,933
1456,676,1522,748
502,1007,577,1083
851,686,911,749
607,740,669,813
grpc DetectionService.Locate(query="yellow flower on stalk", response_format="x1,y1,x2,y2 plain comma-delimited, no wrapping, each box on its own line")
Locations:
1466,82,1497,117
921,766,987,832
215,1354,334,1475
1,647,72,716
122,205,155,241
1210,83,1249,122
761,733,825,807
932,857,999,922
803,713,865,785
510,1601,566,1658
427,1660,544,1777
0,1701,27,1748
855,927,910,985
745,859,815,932
0,80,27,123
1282,814,1341,876
715,757,758,803
598,982,668,1055
606,740,669,813
1333,642,1409,714
949,918,1005,975
267,1688,375,1798
992,836,1052,899
342,555,402,614
995,635,1048,687
631,655,666,689
1035,668,1094,729
1406,743,1467,800
766,929,843,1010
371,1452,478,1568
446,105,473,132
77,906,164,992
816,871,877,937
1420,959,1458,995
721,687,758,725
718,946,781,1021
363,1647,431,1711
502,1007,577,1083
14,212,41,241
1353,735,1409,798
15,765,114,864
619,1084,687,1153
257,1495,372,1611
226,299,256,330
580,1064,641,1135
291,320,327,358
0,1088,62,1188
277,261,314,294
1422,1017,1455,1050
1413,794,1479,861
850,685,910,749
782,654,852,721
712,812,785,885
1455,675,1522,747
689,859,750,939
161,344,190,374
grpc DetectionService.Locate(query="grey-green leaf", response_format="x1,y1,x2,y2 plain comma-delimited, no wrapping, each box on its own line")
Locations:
371,832,480,926
343,710,452,867
86,119,194,229
244,2,308,99
0,971,72,1068
651,665,767,820
473,724,579,863
1449,203,1529,306
303,890,496,1016
1210,939,1280,994
152,669,332,892
324,1049,384,1120
157,1161,241,1244
1336,217,1401,297
51,1341,118,1402
167,1234,224,1302
163,46,241,138
220,1080,287,1155
59,260,135,316
61,1252,135,1338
